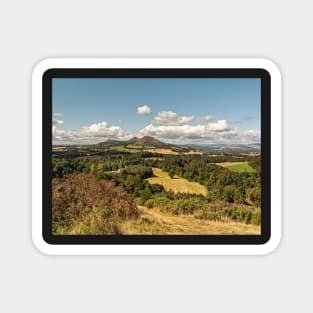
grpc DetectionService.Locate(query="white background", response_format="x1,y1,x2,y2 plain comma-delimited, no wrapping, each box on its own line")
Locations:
0,0,311,312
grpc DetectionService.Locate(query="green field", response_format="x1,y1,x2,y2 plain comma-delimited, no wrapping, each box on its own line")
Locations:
110,146,141,153
126,144,143,149
217,162,256,173
127,144,156,149
146,168,208,195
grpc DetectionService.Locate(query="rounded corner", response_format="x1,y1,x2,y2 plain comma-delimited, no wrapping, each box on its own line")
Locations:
259,232,282,256
32,233,54,256
32,58,57,81
256,57,282,80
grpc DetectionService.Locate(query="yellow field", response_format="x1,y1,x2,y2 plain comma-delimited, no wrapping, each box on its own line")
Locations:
120,206,261,235
144,148,204,155
145,148,179,155
183,150,204,155
146,168,208,195
52,146,66,151
216,162,246,167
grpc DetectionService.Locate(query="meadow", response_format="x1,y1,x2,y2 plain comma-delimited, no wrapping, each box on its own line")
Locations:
146,168,208,196
217,161,256,173
120,205,260,235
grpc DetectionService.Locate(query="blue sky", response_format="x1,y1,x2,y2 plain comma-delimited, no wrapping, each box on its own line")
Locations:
52,78,260,145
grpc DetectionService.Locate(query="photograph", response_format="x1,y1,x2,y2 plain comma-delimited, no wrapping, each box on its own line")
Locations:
52,77,261,235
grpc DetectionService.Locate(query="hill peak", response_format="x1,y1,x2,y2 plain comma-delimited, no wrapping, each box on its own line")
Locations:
96,136,164,147
135,136,162,145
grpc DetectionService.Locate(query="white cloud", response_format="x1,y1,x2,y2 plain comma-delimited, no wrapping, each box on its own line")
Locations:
197,115,213,123
140,124,206,139
53,121,132,145
152,111,194,125
52,118,64,125
206,120,231,132
52,112,260,145
81,122,127,138
139,118,260,144
241,130,261,142
53,113,64,117
140,119,238,143
137,105,151,115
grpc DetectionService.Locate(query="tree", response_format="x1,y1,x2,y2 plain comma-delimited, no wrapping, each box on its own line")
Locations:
169,169,175,179
140,188,152,203
246,187,261,207
222,185,236,203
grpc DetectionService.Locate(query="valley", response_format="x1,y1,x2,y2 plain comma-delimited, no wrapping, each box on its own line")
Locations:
52,136,261,235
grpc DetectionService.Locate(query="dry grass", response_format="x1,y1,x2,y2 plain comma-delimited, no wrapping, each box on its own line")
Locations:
182,150,204,155
52,146,66,151
120,206,261,235
216,162,247,167
144,148,204,155
145,148,179,155
240,153,260,156
146,168,208,195
151,167,170,178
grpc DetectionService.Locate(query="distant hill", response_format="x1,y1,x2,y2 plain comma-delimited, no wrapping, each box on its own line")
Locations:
184,143,260,153
96,138,136,147
96,136,168,148
56,136,260,155
134,136,163,146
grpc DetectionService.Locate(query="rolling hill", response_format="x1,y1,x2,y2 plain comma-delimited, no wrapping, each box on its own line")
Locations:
184,143,261,153
97,136,168,147
95,137,260,152
53,136,260,156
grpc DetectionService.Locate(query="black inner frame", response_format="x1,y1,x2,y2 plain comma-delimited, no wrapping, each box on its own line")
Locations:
42,68,271,245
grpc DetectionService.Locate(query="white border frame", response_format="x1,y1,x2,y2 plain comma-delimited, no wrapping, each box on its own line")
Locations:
32,58,281,255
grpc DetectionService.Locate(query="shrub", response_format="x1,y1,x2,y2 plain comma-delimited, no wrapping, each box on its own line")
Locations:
194,203,261,225
246,187,261,206
145,199,155,209
122,165,153,179
195,210,221,221
52,173,139,234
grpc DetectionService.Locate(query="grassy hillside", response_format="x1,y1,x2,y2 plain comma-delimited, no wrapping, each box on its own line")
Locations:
121,206,260,235
110,145,141,153
146,168,208,196
217,162,256,173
